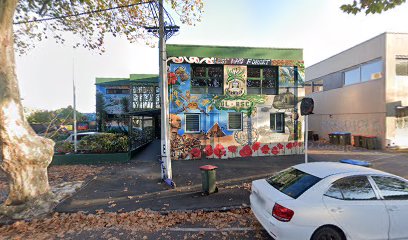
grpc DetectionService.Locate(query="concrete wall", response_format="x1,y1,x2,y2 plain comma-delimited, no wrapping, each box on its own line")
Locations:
306,33,387,148
308,80,386,146
306,34,386,81
385,33,408,147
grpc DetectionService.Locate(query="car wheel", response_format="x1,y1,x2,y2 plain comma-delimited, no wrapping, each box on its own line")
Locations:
311,226,345,240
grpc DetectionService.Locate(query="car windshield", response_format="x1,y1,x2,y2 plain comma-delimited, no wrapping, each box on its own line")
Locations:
266,167,321,198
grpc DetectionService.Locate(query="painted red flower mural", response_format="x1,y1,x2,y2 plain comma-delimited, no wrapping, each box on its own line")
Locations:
204,145,213,156
228,146,237,153
277,143,284,150
214,144,226,159
168,72,177,85
286,142,293,150
239,145,253,157
271,146,279,155
261,144,270,154
252,142,261,151
190,148,201,159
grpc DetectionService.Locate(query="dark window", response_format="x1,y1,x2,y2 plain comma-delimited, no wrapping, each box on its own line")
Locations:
270,113,285,133
191,65,223,94
372,176,408,200
396,58,408,76
228,112,242,130
266,167,321,199
324,176,377,200
247,66,278,95
106,88,130,94
185,114,200,132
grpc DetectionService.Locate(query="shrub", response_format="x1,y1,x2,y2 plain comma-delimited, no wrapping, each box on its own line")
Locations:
78,133,128,153
54,141,74,154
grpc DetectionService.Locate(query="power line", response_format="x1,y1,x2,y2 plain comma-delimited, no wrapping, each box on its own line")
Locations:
13,0,153,25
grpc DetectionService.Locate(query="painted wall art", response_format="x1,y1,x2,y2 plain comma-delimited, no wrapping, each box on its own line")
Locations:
168,60,305,161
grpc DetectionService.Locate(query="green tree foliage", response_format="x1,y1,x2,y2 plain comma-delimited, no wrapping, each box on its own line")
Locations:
341,0,406,14
14,0,204,54
26,106,84,125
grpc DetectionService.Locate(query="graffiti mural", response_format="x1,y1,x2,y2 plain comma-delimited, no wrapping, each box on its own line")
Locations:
279,66,305,87
168,60,304,160
96,85,130,115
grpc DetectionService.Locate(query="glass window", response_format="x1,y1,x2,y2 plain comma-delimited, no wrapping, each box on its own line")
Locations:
361,60,383,82
325,176,377,200
312,80,324,92
185,114,200,132
396,58,408,76
344,68,361,86
191,65,223,94
372,176,408,200
106,88,130,94
270,113,285,133
228,112,242,130
266,167,321,199
247,66,278,95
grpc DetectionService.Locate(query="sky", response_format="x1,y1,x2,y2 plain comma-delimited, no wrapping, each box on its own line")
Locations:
15,0,408,113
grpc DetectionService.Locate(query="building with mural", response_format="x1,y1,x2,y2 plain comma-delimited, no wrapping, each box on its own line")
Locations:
166,44,305,160
305,32,408,149
95,74,159,131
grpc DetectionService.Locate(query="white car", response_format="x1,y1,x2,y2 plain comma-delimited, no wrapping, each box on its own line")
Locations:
250,162,408,240
65,132,101,143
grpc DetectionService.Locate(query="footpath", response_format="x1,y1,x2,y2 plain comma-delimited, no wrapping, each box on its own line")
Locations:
55,142,408,214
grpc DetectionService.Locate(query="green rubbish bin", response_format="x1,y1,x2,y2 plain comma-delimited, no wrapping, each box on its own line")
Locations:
364,136,377,150
353,135,362,147
200,165,218,194
329,133,336,144
330,132,340,145
338,132,351,145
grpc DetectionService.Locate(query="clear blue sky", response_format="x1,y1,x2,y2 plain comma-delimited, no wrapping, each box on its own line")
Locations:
16,0,408,113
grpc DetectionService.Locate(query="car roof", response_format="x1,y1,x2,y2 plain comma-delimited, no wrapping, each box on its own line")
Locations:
294,162,389,179
75,132,100,135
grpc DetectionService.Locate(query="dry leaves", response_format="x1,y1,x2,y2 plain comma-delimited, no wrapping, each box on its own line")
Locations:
0,208,260,239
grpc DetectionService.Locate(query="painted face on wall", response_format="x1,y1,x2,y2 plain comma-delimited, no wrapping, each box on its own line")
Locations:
170,114,182,130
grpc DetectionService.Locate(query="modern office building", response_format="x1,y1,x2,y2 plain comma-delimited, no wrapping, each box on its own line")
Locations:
305,32,408,149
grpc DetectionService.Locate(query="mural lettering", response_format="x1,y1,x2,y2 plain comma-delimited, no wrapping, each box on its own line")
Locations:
245,59,271,65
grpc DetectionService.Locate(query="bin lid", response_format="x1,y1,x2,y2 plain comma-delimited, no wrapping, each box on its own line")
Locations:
339,159,371,167
200,165,218,171
364,135,376,138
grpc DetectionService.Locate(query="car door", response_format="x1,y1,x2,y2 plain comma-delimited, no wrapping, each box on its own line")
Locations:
323,176,389,240
371,176,408,240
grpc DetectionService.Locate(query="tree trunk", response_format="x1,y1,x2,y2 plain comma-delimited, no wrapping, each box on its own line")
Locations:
0,0,55,209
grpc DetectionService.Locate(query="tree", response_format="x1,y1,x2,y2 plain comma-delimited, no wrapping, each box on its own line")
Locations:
341,0,406,14
0,0,203,218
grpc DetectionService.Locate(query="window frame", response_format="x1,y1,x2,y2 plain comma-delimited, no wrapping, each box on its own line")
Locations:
191,64,224,94
343,59,383,86
227,112,243,131
270,112,285,133
396,58,408,76
247,66,278,95
370,175,408,201
106,88,130,94
324,175,379,201
184,113,201,133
